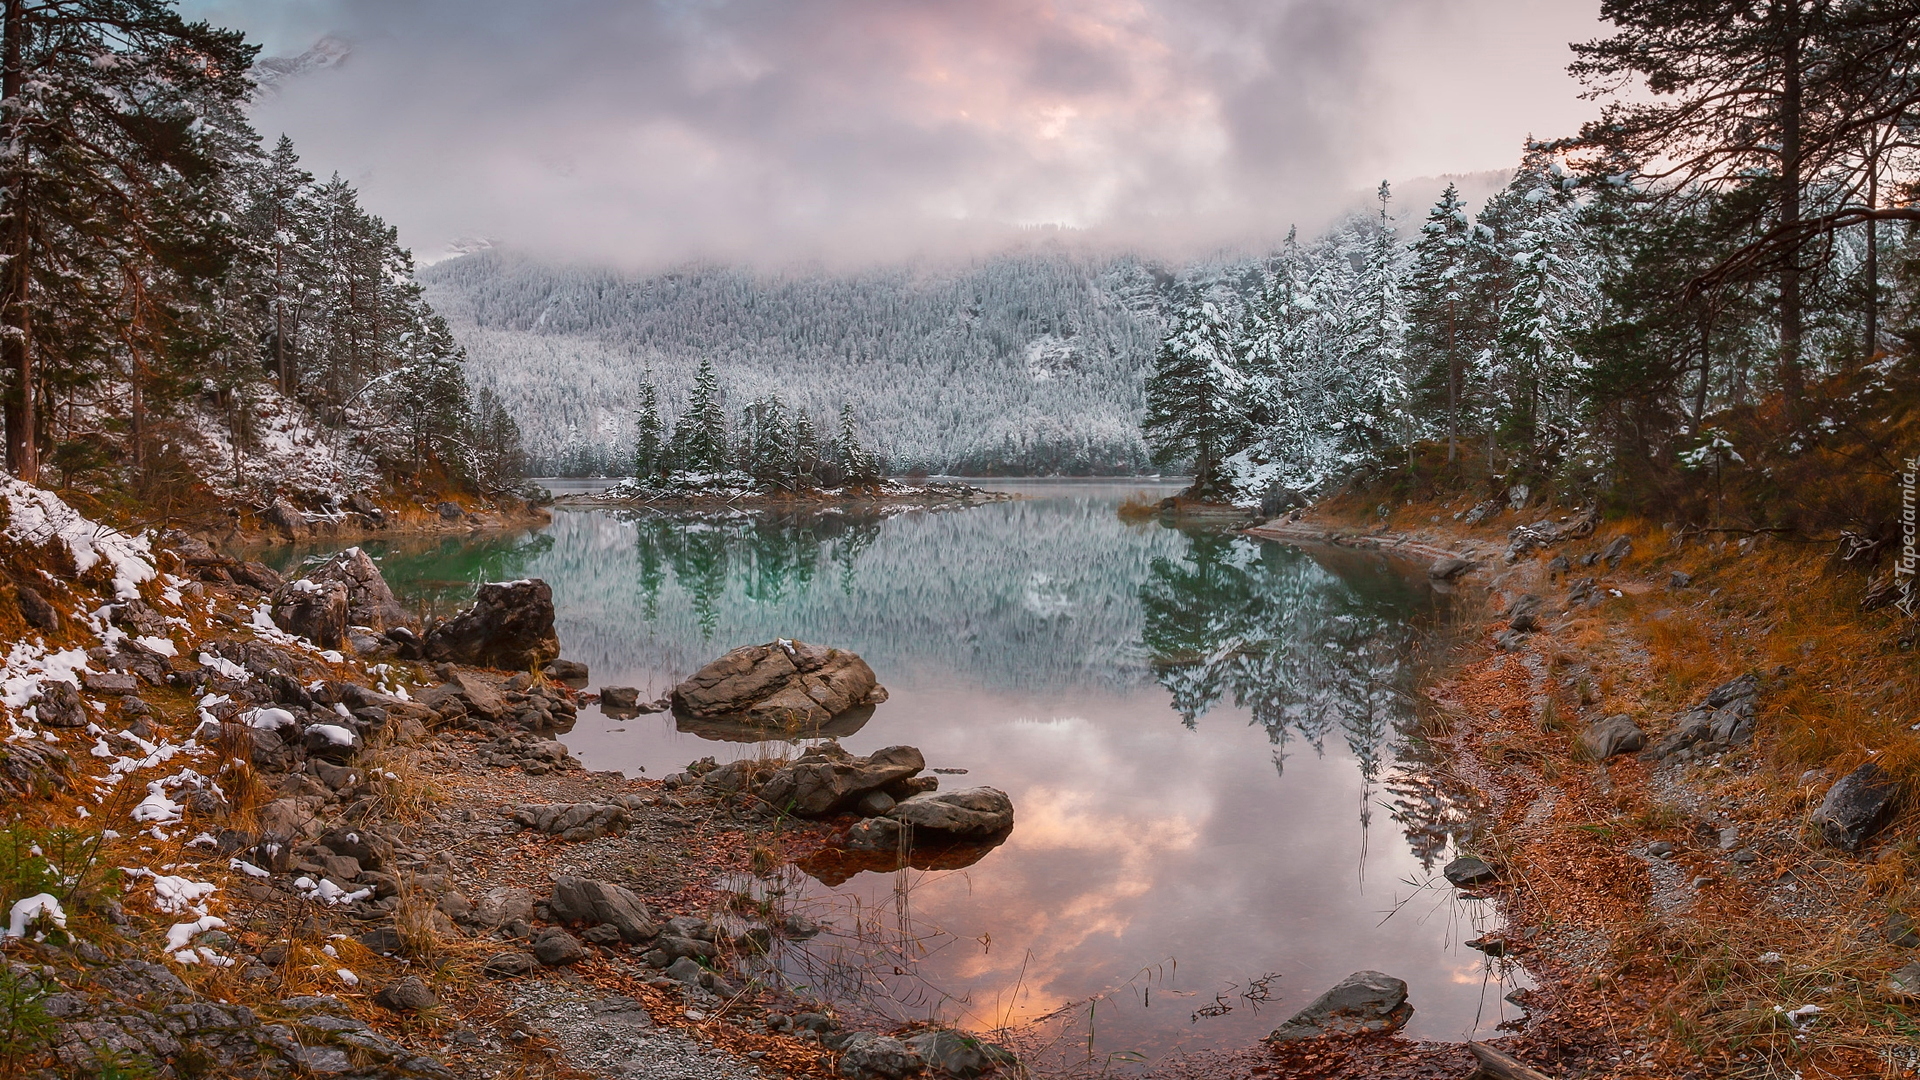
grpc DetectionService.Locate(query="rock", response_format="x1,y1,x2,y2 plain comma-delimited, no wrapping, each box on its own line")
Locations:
373,976,437,1012
469,887,535,928
1507,484,1530,510
1493,629,1528,652
15,586,58,632
548,877,657,942
301,723,360,761
855,790,896,817
437,501,465,520
513,802,631,841
1504,510,1598,561
600,686,641,709
843,817,904,852
269,577,349,649
1566,577,1597,608
1427,557,1477,581
305,547,418,634
1602,535,1633,568
837,1033,925,1079
1884,961,1920,1001
82,671,139,694
1579,714,1645,760
436,670,507,721
1647,841,1674,858
264,497,306,538
423,580,560,671
482,951,537,978
530,928,585,966
1888,910,1920,949
758,744,927,818
1645,674,1761,759
1814,762,1901,851
902,1030,1014,1079
1505,594,1543,633
1461,500,1499,526
1265,971,1413,1042
672,640,886,727
664,956,707,986
542,659,589,687
1670,571,1693,589
1443,855,1498,887
32,679,87,728
1546,554,1570,576
887,787,1014,837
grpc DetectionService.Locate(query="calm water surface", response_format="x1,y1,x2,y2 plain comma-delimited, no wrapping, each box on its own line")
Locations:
263,479,1526,1060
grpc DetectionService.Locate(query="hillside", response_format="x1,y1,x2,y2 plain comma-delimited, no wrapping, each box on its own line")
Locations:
419,248,1171,476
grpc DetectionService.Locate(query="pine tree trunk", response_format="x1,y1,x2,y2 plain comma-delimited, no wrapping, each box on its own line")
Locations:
1777,0,1805,405
1446,300,1458,465
1,0,35,483
1692,321,1711,428
1864,155,1879,362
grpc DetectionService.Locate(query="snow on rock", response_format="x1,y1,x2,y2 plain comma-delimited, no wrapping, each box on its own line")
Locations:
197,652,249,681
146,875,219,914
243,706,297,731
6,893,66,938
133,635,177,657
130,781,185,825
163,914,227,962
1,479,155,599
306,723,356,747
294,876,372,906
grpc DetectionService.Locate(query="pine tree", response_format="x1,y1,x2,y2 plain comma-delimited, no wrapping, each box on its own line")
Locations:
1490,148,1593,469
1405,184,1479,463
634,375,665,482
1143,282,1249,497
671,357,729,476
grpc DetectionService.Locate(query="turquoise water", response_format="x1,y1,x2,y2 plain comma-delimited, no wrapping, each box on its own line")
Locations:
259,480,1527,1060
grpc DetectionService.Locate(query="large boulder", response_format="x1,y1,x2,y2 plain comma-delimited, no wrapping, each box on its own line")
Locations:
306,547,417,633
1266,971,1413,1042
757,743,926,818
1814,762,1901,851
548,876,657,942
423,580,559,671
836,1033,924,1079
888,787,1014,837
902,1030,1016,1079
1579,714,1645,760
672,640,886,727
269,578,349,649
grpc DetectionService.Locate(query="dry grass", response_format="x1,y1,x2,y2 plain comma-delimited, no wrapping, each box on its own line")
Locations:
1114,492,1164,523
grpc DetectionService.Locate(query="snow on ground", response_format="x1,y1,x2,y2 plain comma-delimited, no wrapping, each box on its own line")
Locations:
2,479,155,598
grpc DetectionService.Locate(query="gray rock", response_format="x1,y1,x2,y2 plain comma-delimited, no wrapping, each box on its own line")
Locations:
902,1029,1015,1079
1265,970,1413,1041
1602,535,1633,568
1646,674,1761,759
542,658,589,686
1883,961,1920,1001
264,498,306,539
664,956,707,986
1505,593,1543,633
306,547,418,634
423,580,560,671
855,790,896,817
600,686,641,709
1493,629,1529,652
530,928,585,966
1814,762,1901,851
373,976,437,1012
15,585,58,631
548,876,657,942
1670,571,1693,589
672,640,886,726
837,1033,926,1078
1579,714,1645,760
269,577,350,649
1887,910,1920,948
887,787,1014,837
1443,855,1498,887
33,679,87,728
469,887,535,928
513,802,631,841
1427,557,1477,581
436,501,465,520
843,817,904,851
84,671,140,695
759,744,927,818
482,951,537,977
1546,555,1571,576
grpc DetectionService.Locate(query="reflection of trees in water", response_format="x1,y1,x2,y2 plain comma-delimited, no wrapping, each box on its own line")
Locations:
251,531,555,617
1140,532,1470,871
620,509,884,640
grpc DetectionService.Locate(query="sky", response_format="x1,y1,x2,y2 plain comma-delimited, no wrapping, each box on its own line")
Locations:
185,0,1604,268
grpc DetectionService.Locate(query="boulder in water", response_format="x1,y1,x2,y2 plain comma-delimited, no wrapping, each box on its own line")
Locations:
1266,971,1413,1041
424,580,560,671
672,640,886,727
757,743,925,817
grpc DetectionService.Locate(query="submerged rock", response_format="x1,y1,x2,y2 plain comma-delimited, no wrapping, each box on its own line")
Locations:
672,639,886,727
1814,762,1901,851
902,1029,1016,1079
424,580,560,671
1266,970,1413,1041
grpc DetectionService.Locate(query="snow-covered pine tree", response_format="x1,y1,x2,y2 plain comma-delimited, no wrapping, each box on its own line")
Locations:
1405,183,1480,463
1143,281,1249,497
634,375,666,481
1334,182,1410,465
1489,146,1594,469
671,357,730,477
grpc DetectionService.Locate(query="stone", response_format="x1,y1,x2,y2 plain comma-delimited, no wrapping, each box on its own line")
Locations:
1566,577,1597,608
256,797,324,841
1579,714,1645,760
664,956,707,986
301,724,361,761
902,1030,1015,1079
373,976,437,1012
1883,962,1920,1001
837,1033,926,1079
1546,555,1571,576
1443,855,1498,887
15,586,58,632
1427,557,1477,581
423,580,560,671
600,686,641,709
671,640,886,727
542,659,589,686
843,817,904,852
1887,910,1920,949
1645,674,1761,759
1493,629,1528,652
357,927,403,954
82,671,139,694
270,577,350,649
1814,762,1901,851
32,679,87,728
264,498,306,538
548,876,657,942
469,887,535,928
1505,593,1543,633
437,501,465,520
446,670,507,721
1602,534,1633,568
582,924,623,946
1670,571,1693,589
513,803,630,841
855,790,896,817
481,951,537,978
530,928,585,966
303,547,417,633
887,787,1014,837
1266,971,1412,1042
758,744,927,818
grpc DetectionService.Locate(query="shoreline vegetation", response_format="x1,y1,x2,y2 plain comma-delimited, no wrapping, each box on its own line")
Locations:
557,475,1020,511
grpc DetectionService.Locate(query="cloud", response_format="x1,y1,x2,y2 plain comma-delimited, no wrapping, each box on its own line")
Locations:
189,0,1600,267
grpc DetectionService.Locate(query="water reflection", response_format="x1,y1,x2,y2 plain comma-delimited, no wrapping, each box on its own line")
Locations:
250,481,1522,1058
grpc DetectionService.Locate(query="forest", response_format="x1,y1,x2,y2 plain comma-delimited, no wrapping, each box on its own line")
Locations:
0,0,523,512
1144,0,1920,547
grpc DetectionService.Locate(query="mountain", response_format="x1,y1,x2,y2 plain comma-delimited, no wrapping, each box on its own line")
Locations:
417,247,1173,476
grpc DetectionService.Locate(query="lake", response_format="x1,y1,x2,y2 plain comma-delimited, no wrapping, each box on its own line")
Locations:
259,479,1526,1063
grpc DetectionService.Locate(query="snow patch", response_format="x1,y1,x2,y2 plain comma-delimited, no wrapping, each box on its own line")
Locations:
1,480,155,599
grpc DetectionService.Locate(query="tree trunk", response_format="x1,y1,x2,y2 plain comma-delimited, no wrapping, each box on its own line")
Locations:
1,0,34,483
1864,151,1879,362
1692,320,1712,428
1446,299,1458,465
1777,0,1805,405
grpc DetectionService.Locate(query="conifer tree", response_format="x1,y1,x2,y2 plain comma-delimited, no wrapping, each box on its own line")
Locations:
634,375,665,481
1143,282,1248,495
1405,184,1479,463
671,357,729,475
